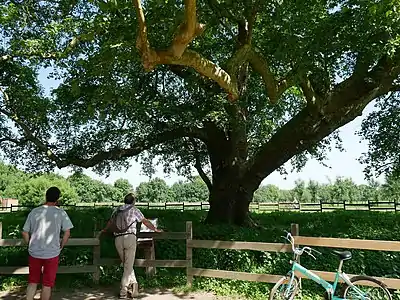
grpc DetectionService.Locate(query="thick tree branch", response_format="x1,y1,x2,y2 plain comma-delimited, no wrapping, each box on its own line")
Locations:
245,53,400,189
168,65,223,94
1,103,209,169
132,0,295,103
390,84,400,92
299,75,318,106
133,0,205,67
247,47,295,103
194,153,213,192
60,126,208,168
0,107,61,164
167,50,237,96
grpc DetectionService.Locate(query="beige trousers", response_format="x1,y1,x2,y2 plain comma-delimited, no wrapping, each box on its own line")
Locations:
115,234,137,294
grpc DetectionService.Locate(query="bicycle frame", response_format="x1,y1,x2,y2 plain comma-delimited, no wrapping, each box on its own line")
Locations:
285,260,370,300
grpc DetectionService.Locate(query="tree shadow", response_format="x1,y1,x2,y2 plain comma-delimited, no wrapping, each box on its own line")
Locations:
0,287,216,299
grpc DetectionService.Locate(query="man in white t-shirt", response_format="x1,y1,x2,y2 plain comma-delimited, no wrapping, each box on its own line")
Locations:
102,193,162,299
22,187,74,300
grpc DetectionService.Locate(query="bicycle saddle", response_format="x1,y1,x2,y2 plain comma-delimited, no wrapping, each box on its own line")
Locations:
332,250,352,260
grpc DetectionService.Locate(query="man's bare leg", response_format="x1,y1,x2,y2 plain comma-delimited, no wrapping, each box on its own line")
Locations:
41,286,52,300
26,283,37,300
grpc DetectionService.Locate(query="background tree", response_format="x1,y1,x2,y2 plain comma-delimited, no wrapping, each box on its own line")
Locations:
0,161,27,195
67,172,122,202
136,178,174,202
171,176,209,203
114,178,134,197
381,174,400,202
307,180,321,203
4,173,79,205
253,184,282,203
0,0,399,225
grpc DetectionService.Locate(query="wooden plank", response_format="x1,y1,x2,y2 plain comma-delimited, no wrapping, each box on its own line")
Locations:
137,232,187,240
297,270,400,290
294,236,400,252
93,232,100,284
99,258,187,267
144,240,156,276
188,268,283,283
0,238,99,247
188,240,291,252
0,265,97,275
186,221,193,287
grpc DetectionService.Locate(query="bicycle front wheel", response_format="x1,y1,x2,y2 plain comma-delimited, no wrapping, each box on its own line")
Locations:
269,275,299,300
340,275,392,300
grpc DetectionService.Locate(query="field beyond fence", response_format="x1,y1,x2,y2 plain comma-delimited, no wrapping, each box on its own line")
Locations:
1,200,400,213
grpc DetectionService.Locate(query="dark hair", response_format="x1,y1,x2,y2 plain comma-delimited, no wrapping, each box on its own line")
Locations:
124,193,136,205
46,187,61,203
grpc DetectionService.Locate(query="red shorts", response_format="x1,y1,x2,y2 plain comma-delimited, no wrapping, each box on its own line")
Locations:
28,255,59,287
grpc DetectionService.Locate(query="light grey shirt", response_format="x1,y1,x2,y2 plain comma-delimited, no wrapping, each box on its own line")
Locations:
23,205,74,259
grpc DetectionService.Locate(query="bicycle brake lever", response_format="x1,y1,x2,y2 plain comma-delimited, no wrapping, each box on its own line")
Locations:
309,253,317,260
304,249,317,260
311,248,322,255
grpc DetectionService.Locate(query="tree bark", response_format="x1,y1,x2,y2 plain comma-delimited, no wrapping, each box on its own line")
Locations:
202,111,254,226
205,175,254,226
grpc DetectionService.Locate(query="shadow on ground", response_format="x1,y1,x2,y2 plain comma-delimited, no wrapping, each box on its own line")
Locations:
0,287,222,299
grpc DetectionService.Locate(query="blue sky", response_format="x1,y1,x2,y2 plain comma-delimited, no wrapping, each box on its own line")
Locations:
38,69,382,189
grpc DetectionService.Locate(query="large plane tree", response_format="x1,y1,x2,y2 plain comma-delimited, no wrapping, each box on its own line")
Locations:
0,0,399,225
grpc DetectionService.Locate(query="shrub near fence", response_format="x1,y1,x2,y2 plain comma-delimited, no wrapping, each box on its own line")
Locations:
1,221,400,292
1,209,400,298
2,200,400,213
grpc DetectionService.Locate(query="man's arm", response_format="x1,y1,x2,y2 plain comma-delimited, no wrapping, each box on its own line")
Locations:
60,211,74,249
60,229,71,250
22,212,31,244
22,231,30,244
101,220,113,233
142,218,162,232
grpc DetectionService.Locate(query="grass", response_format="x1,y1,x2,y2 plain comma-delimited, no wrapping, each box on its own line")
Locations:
0,208,399,299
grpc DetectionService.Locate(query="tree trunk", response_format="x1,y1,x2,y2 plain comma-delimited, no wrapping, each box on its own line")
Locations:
205,178,254,226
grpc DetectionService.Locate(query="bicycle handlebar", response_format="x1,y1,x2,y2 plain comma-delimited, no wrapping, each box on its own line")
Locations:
281,232,321,260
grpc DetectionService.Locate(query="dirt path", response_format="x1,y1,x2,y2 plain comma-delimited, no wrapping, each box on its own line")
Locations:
0,287,241,300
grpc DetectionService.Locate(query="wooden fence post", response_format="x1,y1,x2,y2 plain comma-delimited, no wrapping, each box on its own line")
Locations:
186,221,193,287
291,223,299,238
291,223,300,288
0,222,2,239
93,228,101,284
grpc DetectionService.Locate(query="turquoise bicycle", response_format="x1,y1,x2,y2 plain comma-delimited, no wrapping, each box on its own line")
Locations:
269,232,392,300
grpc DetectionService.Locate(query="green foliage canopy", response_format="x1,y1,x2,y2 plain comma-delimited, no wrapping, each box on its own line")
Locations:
0,0,398,189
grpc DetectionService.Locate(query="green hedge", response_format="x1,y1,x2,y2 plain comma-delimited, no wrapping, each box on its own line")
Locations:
0,209,399,299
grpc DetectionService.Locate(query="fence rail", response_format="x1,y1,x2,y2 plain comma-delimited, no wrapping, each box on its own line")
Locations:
1,222,400,290
2,200,400,213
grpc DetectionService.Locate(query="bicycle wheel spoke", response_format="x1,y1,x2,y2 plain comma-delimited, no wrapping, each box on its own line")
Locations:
347,286,389,299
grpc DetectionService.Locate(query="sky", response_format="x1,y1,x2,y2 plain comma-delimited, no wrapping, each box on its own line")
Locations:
37,69,382,190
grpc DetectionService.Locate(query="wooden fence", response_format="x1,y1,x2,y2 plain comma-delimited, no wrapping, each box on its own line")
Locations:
1,222,400,290
2,200,400,213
